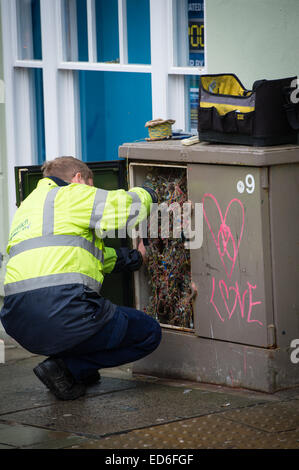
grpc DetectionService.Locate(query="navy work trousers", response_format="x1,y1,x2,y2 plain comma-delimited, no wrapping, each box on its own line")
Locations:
56,306,162,382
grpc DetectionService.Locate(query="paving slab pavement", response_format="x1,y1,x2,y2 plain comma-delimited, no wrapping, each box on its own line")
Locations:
0,344,299,452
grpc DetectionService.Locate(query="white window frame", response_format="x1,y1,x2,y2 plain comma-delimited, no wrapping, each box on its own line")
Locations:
1,0,207,221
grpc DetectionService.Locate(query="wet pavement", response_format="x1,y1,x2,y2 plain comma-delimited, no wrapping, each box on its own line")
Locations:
0,334,299,451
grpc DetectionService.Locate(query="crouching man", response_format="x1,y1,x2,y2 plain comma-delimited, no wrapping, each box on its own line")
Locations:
0,157,161,400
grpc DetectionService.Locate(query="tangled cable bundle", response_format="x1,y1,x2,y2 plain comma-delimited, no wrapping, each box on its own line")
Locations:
143,167,194,329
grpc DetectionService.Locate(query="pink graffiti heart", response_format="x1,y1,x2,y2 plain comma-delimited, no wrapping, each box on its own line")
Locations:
203,193,245,279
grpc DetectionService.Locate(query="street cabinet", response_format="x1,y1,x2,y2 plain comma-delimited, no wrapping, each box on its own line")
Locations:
119,140,299,393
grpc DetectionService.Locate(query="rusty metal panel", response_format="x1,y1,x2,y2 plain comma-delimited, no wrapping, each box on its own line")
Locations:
188,164,274,347
72,406,299,449
223,400,299,433
269,163,299,348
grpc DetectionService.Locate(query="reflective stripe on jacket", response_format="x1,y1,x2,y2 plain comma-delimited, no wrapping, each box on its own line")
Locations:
4,177,152,296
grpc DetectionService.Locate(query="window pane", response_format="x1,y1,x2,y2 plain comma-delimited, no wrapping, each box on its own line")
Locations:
95,0,119,63
76,0,89,61
15,69,45,163
174,0,205,67
16,0,42,60
78,71,152,161
127,0,151,64
32,69,46,164
62,0,88,61
186,75,199,134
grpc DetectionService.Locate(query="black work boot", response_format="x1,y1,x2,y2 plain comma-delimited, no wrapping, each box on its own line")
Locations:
80,371,101,387
33,358,86,400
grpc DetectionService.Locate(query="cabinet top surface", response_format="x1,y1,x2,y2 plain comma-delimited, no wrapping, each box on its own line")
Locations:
119,140,299,166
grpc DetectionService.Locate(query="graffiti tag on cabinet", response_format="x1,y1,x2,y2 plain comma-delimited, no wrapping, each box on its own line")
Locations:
202,193,263,327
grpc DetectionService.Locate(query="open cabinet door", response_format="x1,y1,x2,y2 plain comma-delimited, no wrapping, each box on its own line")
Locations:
0,160,8,298
14,160,132,307
0,110,8,298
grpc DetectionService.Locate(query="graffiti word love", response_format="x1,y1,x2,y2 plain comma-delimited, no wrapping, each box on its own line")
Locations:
210,277,263,326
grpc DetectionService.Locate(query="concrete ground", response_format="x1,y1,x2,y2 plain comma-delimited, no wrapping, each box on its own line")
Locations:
0,332,299,451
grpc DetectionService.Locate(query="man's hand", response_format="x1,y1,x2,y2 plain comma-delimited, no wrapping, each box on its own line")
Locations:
137,239,148,265
190,282,198,300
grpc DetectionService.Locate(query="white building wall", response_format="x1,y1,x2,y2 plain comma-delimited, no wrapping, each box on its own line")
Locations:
206,0,299,88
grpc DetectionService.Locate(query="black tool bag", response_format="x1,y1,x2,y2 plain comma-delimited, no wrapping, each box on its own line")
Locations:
197,73,299,146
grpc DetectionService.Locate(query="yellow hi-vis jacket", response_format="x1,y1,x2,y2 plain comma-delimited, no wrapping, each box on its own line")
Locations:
4,177,152,296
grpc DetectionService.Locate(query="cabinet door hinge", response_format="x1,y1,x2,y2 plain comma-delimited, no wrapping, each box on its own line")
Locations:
267,324,277,348
261,167,269,189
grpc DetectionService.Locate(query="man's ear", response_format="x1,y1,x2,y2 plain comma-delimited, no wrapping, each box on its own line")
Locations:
71,172,83,184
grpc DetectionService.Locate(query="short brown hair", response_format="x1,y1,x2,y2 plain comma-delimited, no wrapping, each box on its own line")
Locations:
41,156,93,183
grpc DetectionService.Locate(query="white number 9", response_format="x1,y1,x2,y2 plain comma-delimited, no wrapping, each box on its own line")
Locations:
245,174,255,194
